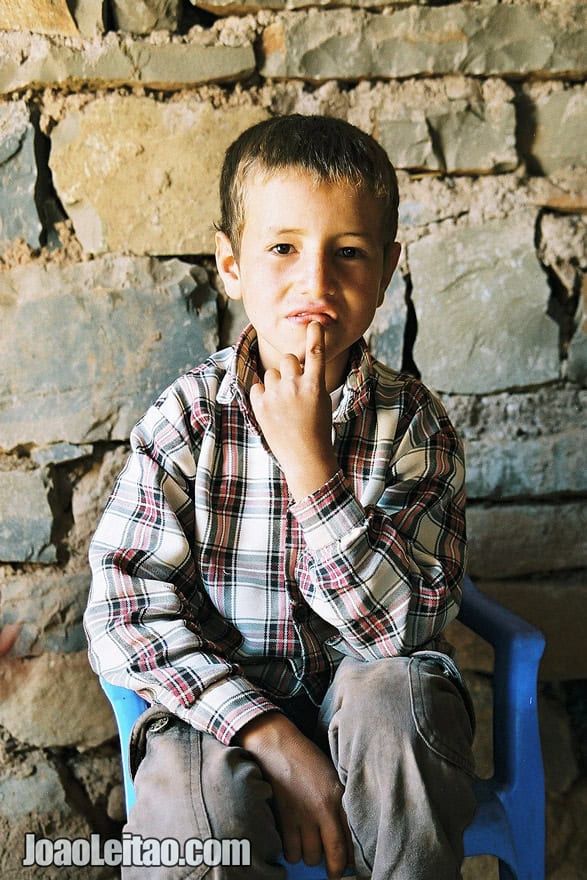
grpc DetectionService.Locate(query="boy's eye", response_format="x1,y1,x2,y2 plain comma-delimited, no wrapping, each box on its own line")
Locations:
271,243,294,255
338,246,363,259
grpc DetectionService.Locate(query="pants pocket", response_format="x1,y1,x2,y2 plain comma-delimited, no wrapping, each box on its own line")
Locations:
128,703,175,780
408,652,476,777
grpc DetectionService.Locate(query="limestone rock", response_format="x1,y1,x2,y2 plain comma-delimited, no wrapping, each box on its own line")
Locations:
111,0,182,34
466,502,587,580
0,652,116,749
528,167,587,215
568,282,587,386
0,31,255,94
260,4,587,81
346,78,516,174
0,256,218,447
449,572,587,680
49,95,268,255
68,0,107,37
464,428,587,499
0,102,42,253
0,471,55,564
410,214,559,394
0,571,89,656
0,748,111,879
0,0,78,36
441,387,587,445
527,83,587,175
364,270,406,371
69,446,130,557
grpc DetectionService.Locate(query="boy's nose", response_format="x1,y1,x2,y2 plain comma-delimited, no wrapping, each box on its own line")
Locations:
301,252,336,297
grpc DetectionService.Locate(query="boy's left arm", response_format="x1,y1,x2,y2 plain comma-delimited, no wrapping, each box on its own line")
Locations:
250,322,466,658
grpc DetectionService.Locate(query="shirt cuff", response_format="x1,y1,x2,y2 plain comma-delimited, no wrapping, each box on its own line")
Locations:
185,674,281,746
289,469,366,552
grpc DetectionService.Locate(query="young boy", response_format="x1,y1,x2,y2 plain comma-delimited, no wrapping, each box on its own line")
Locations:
85,115,476,880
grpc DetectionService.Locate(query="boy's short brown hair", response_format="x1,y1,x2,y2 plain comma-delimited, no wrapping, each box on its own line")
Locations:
218,114,399,256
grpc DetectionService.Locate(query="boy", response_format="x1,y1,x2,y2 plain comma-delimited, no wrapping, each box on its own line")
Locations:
85,115,476,880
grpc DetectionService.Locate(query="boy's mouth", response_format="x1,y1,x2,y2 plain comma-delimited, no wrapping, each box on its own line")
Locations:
287,308,336,326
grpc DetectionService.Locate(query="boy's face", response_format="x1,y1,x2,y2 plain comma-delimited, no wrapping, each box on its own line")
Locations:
216,169,400,391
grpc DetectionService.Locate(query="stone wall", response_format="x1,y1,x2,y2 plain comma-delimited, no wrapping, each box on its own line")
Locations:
0,1,585,877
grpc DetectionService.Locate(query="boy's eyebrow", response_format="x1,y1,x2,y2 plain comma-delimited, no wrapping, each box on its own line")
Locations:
267,227,377,241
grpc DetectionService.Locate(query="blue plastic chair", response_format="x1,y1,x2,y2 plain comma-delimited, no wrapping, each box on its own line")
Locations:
100,575,545,879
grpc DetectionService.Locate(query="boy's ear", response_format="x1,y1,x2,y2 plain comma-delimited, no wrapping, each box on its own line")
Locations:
377,241,402,306
215,231,242,301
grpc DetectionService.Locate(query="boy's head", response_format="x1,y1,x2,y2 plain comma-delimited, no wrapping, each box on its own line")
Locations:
218,114,399,259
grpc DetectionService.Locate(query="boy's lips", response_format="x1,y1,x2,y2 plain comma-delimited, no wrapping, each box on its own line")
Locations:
286,307,336,326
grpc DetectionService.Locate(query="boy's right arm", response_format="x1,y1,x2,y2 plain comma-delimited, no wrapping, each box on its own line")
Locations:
234,712,353,880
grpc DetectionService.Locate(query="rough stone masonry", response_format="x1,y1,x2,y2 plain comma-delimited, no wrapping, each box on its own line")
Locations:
0,1,586,878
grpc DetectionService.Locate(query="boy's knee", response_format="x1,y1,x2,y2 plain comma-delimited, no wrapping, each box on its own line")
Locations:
322,654,475,774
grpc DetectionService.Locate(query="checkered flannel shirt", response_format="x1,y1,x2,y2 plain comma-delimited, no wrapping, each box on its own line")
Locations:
85,324,467,745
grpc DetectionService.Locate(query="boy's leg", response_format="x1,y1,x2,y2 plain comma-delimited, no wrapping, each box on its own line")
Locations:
122,705,285,879
317,654,476,880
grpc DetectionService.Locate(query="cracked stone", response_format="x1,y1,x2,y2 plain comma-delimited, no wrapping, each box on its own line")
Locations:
0,652,116,749
410,214,560,394
0,101,42,254
49,95,267,254
0,256,218,447
467,501,587,579
0,471,56,564
111,0,182,34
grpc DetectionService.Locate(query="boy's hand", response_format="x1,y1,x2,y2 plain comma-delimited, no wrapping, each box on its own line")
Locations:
250,322,339,501
234,712,354,879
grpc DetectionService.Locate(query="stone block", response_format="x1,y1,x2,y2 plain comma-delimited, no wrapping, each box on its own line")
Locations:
31,443,94,466
49,95,268,255
0,571,89,656
195,0,389,13
347,78,516,174
0,256,218,447
0,753,105,878
527,84,587,176
568,283,587,386
464,428,587,499
68,0,107,37
364,270,406,371
260,4,586,81
429,79,517,175
0,652,116,749
0,471,55,564
528,167,587,215
441,387,587,446
0,0,78,36
69,446,130,557
466,502,587,580
448,573,587,681
0,101,42,253
410,214,559,394
0,31,255,94
111,0,181,34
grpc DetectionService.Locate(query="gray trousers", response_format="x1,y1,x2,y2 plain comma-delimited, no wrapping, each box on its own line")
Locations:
123,654,476,880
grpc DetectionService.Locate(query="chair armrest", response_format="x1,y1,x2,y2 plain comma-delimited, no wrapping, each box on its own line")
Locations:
457,576,545,795
100,677,149,812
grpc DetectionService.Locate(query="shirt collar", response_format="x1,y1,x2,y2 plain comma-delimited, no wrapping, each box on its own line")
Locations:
217,323,375,425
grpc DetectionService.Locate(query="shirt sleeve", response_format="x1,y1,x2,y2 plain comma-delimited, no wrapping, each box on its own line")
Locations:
289,383,467,659
84,392,278,745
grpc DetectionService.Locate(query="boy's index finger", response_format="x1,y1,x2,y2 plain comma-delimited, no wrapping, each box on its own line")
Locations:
304,321,326,385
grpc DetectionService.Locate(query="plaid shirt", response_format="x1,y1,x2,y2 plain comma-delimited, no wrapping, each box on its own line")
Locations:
85,324,467,745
